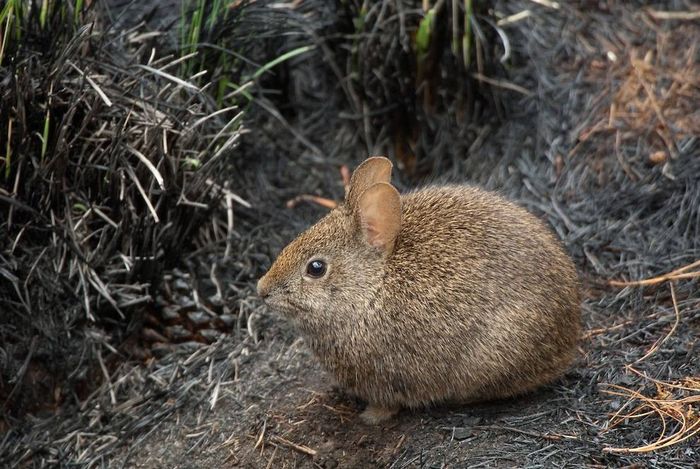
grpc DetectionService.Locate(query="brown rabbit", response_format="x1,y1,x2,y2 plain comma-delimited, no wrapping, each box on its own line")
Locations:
257,157,580,424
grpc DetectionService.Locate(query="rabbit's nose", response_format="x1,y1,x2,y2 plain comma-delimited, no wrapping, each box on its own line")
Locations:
257,276,270,298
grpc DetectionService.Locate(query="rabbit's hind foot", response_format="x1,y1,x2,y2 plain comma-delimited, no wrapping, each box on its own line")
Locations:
359,404,399,425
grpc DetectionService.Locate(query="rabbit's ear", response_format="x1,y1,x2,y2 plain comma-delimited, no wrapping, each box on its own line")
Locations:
346,157,392,209
357,182,402,253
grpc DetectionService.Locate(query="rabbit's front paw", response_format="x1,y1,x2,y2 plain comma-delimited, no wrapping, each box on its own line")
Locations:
359,404,398,425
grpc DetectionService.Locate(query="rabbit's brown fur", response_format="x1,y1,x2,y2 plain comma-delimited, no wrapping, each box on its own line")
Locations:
258,157,580,424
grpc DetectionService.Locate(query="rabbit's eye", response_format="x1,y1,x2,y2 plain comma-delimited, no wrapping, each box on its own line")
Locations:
305,259,327,278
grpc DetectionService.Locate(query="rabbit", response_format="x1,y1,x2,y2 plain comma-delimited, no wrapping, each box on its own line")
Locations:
257,156,581,425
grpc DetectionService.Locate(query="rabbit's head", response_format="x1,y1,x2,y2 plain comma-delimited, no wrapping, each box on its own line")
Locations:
257,157,400,329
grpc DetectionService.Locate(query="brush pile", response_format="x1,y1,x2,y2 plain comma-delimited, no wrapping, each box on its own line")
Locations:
0,0,241,422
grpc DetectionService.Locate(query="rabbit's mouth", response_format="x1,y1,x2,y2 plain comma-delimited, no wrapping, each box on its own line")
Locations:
262,296,305,316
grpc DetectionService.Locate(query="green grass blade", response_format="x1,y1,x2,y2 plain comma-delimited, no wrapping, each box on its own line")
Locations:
3,119,11,179
0,4,14,66
247,45,315,81
462,0,473,68
41,111,50,160
0,1,13,24
74,0,84,25
40,0,50,29
188,1,204,53
72,202,88,213
0,0,22,56
416,8,436,58
180,0,207,75
12,0,22,41
224,81,254,102
206,0,223,30
451,0,459,57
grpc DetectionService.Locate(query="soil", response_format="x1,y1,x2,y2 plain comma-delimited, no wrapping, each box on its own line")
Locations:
110,301,696,468
114,320,601,468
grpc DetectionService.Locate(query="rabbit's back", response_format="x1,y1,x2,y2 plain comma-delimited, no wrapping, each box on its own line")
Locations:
364,186,580,407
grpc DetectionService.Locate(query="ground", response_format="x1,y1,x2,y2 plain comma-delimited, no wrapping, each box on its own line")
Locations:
110,314,695,468
114,322,592,468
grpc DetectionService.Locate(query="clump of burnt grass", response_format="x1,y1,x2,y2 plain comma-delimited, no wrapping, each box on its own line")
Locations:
193,0,510,175
0,0,242,426
336,0,509,174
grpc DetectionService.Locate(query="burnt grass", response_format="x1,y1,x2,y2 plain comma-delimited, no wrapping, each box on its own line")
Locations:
1,0,699,467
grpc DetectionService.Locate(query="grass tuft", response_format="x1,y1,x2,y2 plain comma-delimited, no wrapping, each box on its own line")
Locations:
0,0,243,424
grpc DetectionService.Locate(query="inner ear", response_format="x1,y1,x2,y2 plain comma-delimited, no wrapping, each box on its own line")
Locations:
345,156,392,210
357,182,402,253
